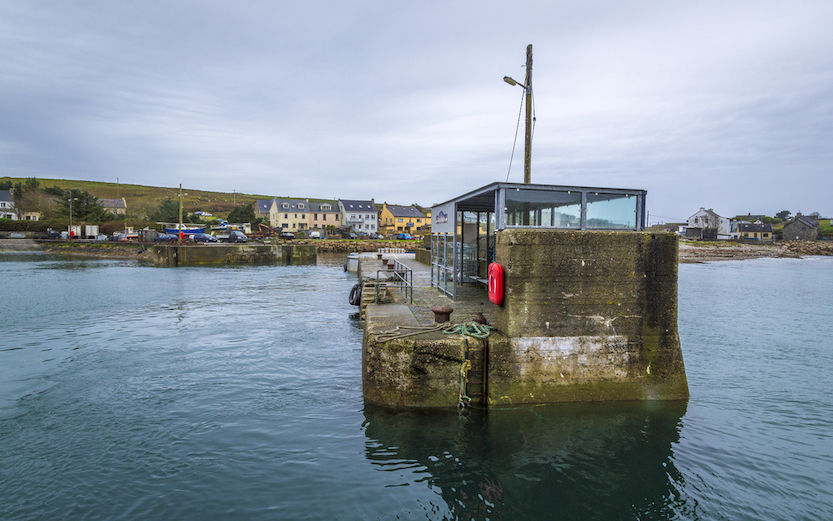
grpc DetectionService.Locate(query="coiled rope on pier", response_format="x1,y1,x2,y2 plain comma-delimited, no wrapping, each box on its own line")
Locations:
374,321,494,342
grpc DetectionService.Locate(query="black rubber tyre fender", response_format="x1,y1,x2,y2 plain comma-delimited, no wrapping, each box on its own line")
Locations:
349,283,362,306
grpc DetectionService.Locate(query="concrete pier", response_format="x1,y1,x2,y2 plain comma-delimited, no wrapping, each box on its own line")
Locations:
152,243,316,266
361,230,688,408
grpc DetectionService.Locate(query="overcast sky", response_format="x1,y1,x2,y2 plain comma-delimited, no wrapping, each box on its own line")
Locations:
1,1,831,223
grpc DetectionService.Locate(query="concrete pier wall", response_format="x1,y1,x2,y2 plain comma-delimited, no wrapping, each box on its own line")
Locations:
152,243,316,266
362,229,687,408
490,229,688,403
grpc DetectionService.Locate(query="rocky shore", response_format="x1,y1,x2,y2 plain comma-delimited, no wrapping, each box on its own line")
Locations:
679,240,833,263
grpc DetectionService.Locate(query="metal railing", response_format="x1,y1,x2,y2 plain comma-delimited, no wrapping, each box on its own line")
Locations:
375,258,413,303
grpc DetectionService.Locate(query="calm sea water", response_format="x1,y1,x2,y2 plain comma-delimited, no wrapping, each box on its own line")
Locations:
0,252,831,520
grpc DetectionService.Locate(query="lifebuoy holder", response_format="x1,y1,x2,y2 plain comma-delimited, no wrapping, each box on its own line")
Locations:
488,262,504,305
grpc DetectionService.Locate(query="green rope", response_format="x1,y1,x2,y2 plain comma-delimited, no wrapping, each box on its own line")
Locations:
375,321,494,342
442,322,494,339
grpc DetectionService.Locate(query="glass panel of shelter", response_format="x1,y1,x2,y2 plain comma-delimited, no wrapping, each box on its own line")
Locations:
504,188,582,228
458,211,495,286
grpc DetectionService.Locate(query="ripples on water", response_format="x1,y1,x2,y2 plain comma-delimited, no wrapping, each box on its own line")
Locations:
1,252,831,520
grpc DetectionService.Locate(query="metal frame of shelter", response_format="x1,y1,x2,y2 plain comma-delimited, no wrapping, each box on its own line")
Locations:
430,182,647,300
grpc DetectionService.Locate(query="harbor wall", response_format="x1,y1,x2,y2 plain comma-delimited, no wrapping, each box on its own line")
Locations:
490,229,688,403
362,229,688,408
152,243,316,266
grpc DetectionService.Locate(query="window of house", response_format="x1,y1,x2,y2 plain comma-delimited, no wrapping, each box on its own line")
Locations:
299,203,305,209
398,218,403,222
284,214,288,218
282,203,289,209
314,214,318,220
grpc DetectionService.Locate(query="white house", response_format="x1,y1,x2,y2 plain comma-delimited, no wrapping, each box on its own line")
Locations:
0,190,18,220
338,199,377,235
687,208,730,240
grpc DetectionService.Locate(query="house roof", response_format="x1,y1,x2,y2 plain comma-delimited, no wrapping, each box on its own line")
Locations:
739,223,772,233
0,190,12,202
386,205,426,218
788,216,819,228
340,200,377,212
99,198,126,209
689,207,723,220
255,199,273,213
275,198,308,211
308,201,339,212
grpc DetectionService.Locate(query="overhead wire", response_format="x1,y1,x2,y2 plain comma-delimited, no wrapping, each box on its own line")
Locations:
505,91,525,182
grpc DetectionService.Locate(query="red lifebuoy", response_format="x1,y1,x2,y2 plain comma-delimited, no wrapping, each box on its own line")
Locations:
488,263,504,305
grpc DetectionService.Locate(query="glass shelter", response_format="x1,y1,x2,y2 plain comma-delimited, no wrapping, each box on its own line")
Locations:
431,182,646,300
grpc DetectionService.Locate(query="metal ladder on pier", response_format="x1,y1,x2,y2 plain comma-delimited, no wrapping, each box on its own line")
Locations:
463,339,488,408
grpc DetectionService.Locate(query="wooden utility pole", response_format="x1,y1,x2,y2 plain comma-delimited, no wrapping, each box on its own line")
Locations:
523,44,532,185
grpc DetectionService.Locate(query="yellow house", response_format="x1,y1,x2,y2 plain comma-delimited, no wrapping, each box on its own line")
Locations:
379,204,428,236
275,198,309,231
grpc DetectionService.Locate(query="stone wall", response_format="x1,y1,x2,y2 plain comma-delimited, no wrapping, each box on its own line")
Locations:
152,243,316,266
490,229,688,403
308,240,420,253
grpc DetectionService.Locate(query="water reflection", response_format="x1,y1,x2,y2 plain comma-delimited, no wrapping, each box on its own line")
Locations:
364,401,688,520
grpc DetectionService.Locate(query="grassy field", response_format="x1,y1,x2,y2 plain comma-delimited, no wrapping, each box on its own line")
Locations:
1,177,276,218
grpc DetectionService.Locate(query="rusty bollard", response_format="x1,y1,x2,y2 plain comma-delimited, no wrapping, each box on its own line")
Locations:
473,312,487,325
432,305,453,323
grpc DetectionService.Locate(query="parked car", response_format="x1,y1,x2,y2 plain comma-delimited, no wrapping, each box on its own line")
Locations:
154,233,178,242
225,231,248,243
192,233,218,243
309,231,321,239
395,233,412,240
95,234,108,241
279,231,295,239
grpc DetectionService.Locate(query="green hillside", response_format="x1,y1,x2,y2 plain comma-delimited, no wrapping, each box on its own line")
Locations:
1,177,271,219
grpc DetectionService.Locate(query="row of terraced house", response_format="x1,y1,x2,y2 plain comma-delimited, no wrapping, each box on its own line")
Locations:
254,198,431,237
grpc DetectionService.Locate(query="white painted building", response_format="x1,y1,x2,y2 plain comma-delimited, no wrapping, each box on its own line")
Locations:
339,199,377,235
687,208,730,239
0,190,18,220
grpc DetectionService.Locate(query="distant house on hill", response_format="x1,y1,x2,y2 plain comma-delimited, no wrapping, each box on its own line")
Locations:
308,201,341,230
379,203,428,236
738,223,773,242
687,208,729,240
255,199,278,228
99,198,127,215
0,190,18,220
339,199,377,236
782,215,819,241
275,199,309,231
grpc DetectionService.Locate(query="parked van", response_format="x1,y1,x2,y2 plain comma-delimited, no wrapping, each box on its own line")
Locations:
309,231,321,239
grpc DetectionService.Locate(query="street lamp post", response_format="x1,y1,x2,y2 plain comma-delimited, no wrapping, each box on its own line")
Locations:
504,44,533,185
